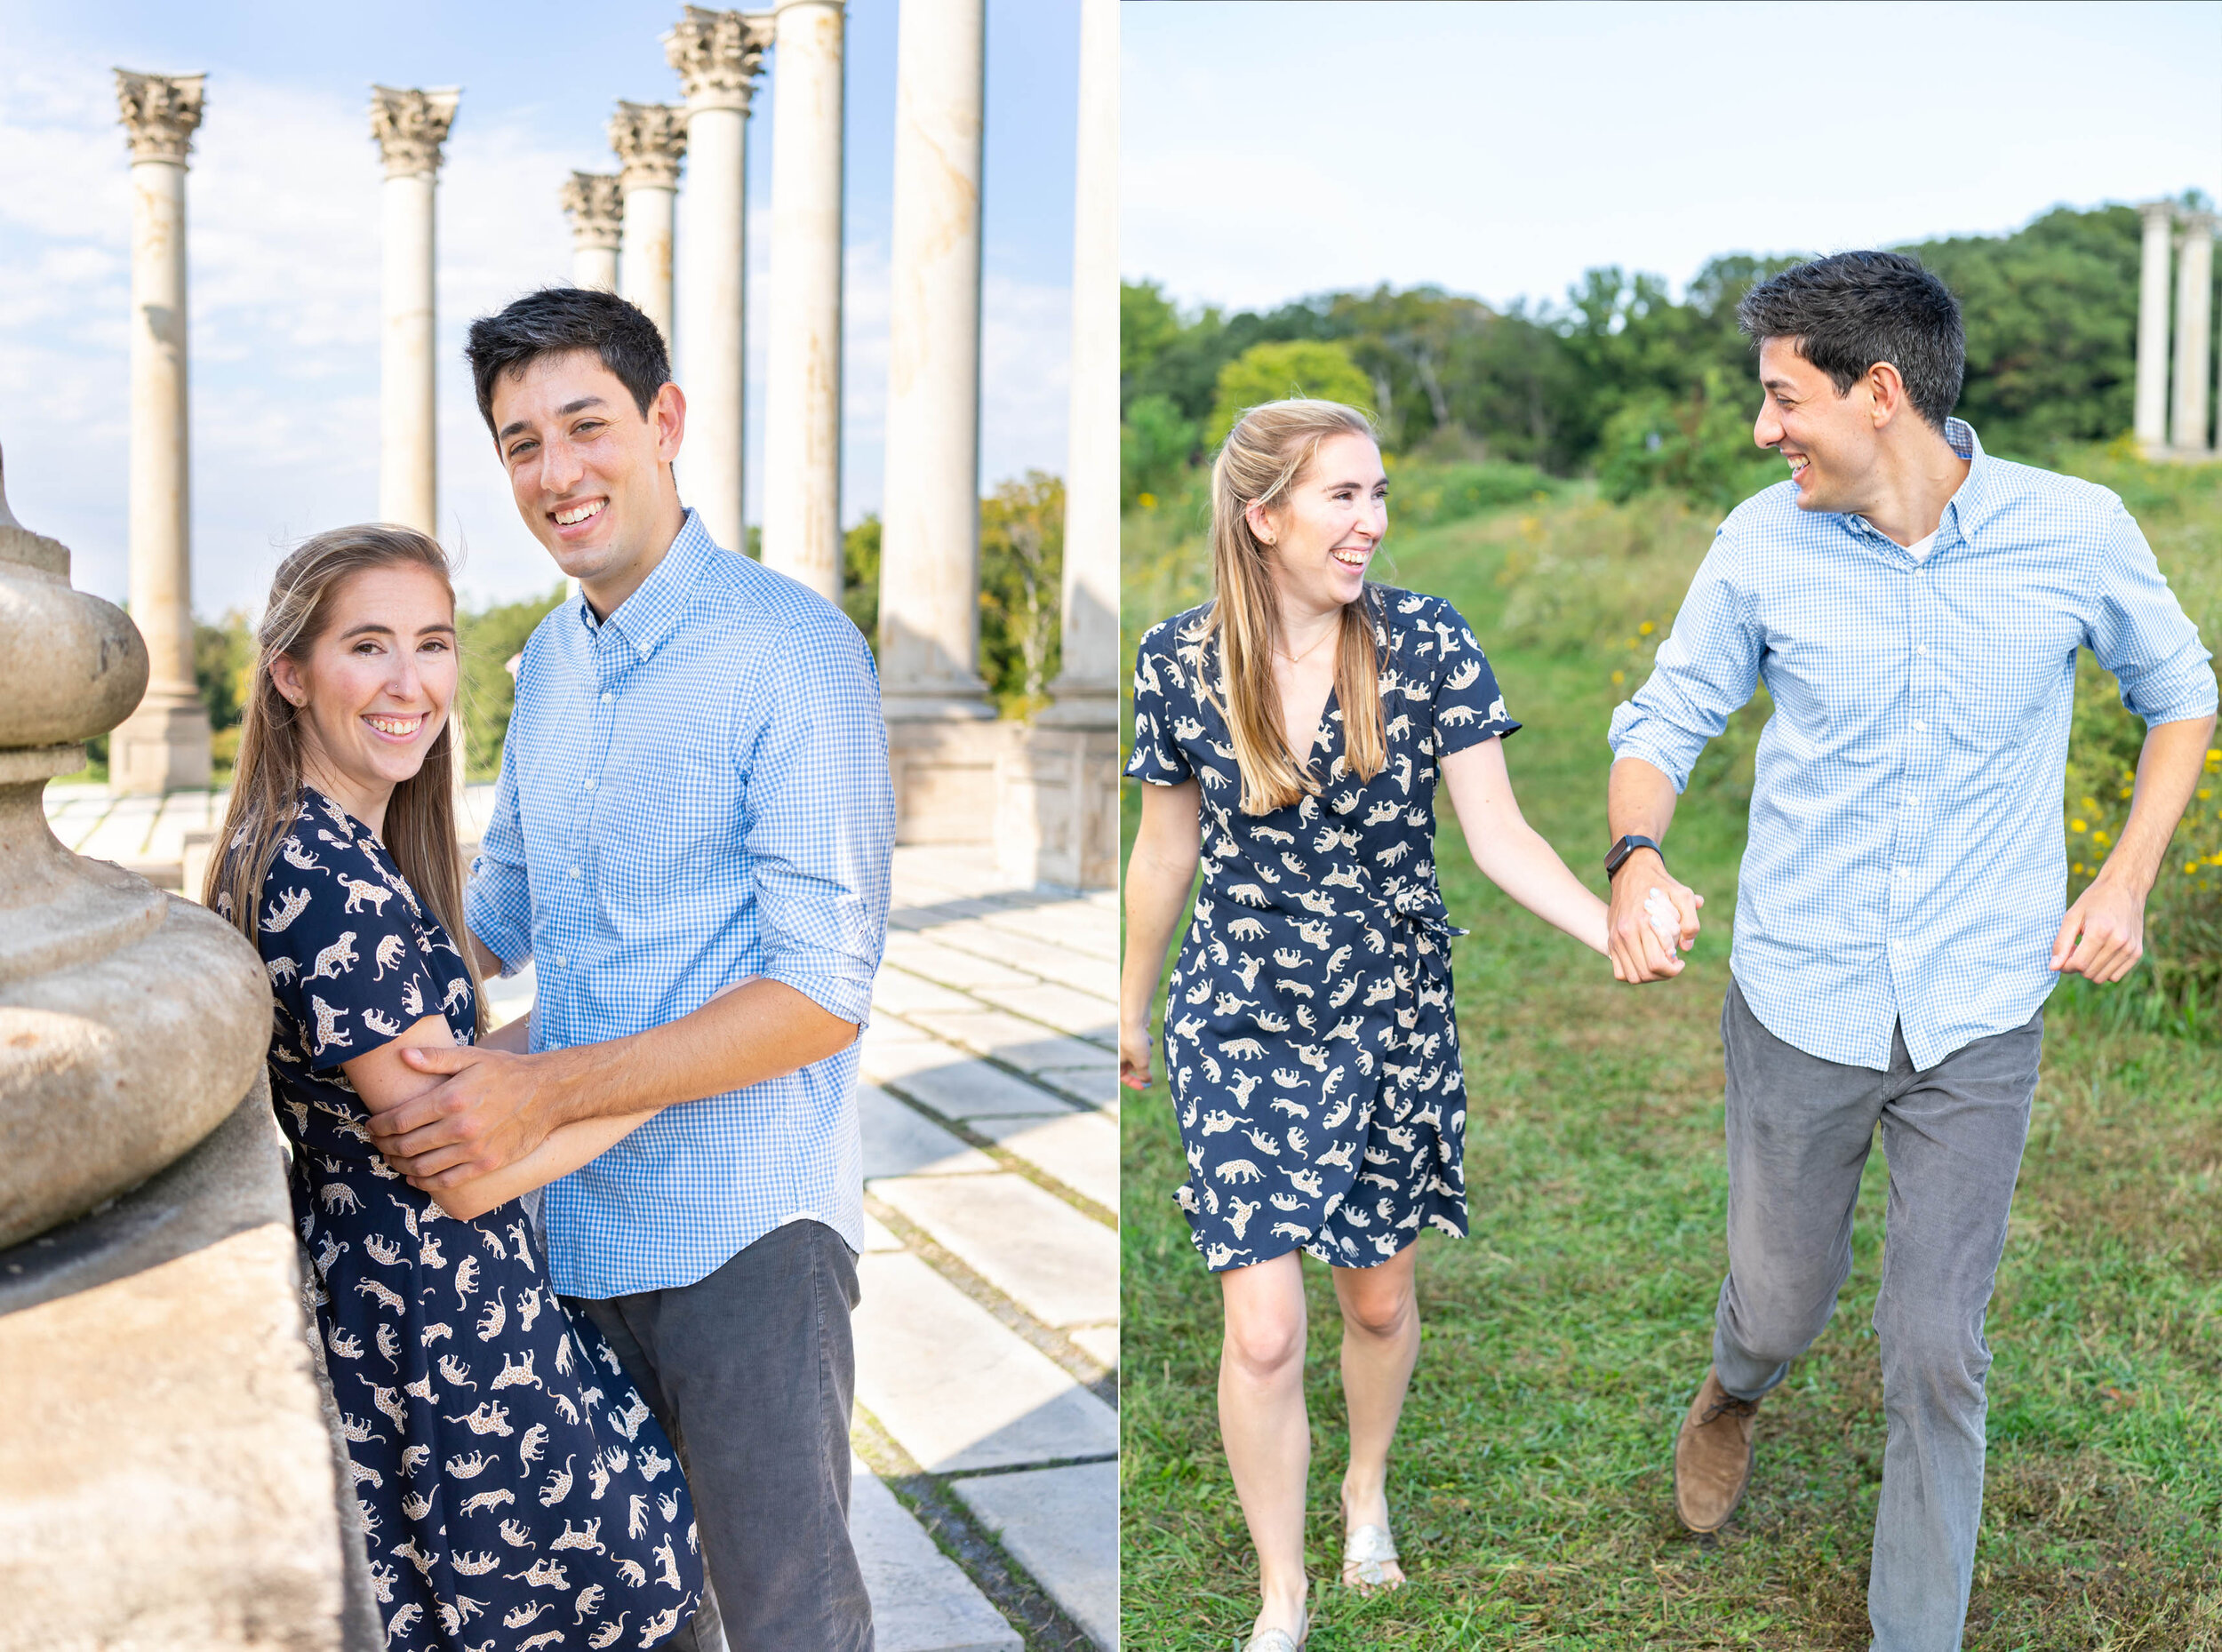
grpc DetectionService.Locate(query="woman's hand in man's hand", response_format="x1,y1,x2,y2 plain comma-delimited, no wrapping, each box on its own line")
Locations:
1119,1019,1155,1090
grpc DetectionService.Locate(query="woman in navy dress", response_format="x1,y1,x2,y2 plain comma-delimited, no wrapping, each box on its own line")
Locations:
1118,402,1618,1651
207,525,703,1652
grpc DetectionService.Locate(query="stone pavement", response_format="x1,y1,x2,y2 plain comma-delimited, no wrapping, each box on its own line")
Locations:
42,786,1119,1651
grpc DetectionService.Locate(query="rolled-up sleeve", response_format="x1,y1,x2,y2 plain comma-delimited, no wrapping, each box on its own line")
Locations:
466,731,533,973
2088,505,2218,725
1608,532,1764,792
739,615,894,1026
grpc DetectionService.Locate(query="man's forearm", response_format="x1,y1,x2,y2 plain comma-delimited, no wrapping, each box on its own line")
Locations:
539,976,858,1126
1608,756,1681,848
2098,713,2217,893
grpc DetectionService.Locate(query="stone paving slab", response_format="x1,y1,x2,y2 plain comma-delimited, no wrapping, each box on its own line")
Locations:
921,921,1118,988
977,906,1119,964
898,1010,1111,1079
881,933,1043,991
1067,1327,1120,1370
859,1211,907,1253
870,1174,1118,1329
953,1463,1120,1651
966,982,1118,1043
854,1252,1117,1472
1023,1057,1119,1109
854,1460,1022,1652
974,1111,1119,1212
875,1054,1083,1121
872,967,990,1018
860,1084,1000,1180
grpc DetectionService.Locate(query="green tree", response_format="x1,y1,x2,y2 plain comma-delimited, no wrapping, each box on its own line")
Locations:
842,515,881,650
1207,339,1376,444
1596,366,1781,513
193,610,256,731
978,472,1064,714
456,585,568,779
1121,393,1196,507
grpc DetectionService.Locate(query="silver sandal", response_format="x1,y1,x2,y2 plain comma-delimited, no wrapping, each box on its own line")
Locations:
1239,1608,1307,1652
1342,1520,1402,1592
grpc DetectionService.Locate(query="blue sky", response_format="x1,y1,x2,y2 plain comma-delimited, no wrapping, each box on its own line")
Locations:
0,0,1082,614
1123,1,2222,312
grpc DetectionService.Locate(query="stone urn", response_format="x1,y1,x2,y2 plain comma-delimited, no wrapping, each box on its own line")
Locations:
0,453,373,1651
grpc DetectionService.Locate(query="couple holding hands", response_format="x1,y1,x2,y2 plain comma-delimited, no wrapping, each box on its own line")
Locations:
205,287,891,1652
1118,252,2216,1652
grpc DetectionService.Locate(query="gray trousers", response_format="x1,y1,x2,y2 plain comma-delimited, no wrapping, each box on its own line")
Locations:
568,1218,874,1652
1714,978,2042,1652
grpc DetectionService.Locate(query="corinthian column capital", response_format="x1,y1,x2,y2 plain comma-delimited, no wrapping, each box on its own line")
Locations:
2139,199,2180,230
665,7,775,113
609,101,690,189
369,85,460,179
560,172,626,252
114,70,205,164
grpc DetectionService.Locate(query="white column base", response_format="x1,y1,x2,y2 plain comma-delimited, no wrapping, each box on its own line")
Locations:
883,719,1116,889
108,696,212,795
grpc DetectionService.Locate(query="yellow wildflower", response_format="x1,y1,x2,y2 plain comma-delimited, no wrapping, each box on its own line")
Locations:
1611,670,1627,686
2069,819,2087,833
1639,621,1656,636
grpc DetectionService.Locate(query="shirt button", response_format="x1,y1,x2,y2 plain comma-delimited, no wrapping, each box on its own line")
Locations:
1915,644,1929,657
553,954,567,970
1913,720,1928,734
602,691,613,704
584,778,595,791
569,866,581,879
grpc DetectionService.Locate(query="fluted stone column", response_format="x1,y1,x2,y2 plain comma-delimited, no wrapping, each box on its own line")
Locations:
879,0,989,719
2135,201,2175,451
2170,211,2215,455
561,172,624,293
762,0,846,599
370,86,458,537
667,7,771,556
611,102,687,348
1039,0,1119,730
108,70,210,796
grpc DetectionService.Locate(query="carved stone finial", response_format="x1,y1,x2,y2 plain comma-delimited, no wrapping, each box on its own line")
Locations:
609,101,689,189
560,172,625,251
664,7,773,112
369,85,460,179
114,70,206,164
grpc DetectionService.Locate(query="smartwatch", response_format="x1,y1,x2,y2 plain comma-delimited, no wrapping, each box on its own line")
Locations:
1604,834,1666,880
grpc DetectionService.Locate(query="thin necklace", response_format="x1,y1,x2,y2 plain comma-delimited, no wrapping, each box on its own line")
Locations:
1276,621,1338,666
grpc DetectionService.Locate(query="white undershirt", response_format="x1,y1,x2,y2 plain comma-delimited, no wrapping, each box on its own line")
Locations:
1904,530,1938,563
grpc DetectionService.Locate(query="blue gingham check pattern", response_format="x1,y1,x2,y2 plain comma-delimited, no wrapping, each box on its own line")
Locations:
468,508,894,1297
1611,419,2216,1073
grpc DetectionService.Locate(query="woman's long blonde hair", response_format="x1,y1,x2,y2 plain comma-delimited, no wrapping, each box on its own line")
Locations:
1203,398,1387,815
206,523,486,1036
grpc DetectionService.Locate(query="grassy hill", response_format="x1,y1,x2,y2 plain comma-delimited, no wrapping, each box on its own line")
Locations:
1118,456,2222,1648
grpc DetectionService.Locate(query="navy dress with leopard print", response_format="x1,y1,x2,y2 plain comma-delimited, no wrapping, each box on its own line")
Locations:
236,785,703,1652
1126,587,1520,1273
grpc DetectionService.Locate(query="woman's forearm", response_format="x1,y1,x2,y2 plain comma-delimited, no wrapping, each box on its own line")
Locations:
1467,821,1611,956
1123,852,1195,1023
418,1107,662,1223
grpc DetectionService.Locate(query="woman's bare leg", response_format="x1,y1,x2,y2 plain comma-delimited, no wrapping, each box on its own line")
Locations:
1332,1244,1420,1588
1219,1251,1312,1639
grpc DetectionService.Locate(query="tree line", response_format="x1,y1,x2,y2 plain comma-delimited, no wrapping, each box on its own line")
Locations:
1123,200,2216,511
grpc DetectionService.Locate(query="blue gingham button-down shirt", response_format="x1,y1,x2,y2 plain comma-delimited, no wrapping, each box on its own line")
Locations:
468,509,894,1297
1611,419,2216,1072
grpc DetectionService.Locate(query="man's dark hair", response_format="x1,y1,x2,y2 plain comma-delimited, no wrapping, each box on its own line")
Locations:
1737,251,1964,432
465,286,671,438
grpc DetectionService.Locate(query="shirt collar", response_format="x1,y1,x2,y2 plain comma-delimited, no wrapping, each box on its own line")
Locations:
1843,416,1988,551
572,507,719,662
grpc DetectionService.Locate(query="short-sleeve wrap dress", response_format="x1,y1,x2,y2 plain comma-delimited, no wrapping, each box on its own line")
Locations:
1126,587,1520,1272
229,786,704,1651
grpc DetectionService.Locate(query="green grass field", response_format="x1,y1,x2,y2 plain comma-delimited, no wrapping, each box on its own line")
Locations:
1119,492,2222,1649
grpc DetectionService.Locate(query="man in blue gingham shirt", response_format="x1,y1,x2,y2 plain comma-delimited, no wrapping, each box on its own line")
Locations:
372,289,892,1652
1602,253,2214,1652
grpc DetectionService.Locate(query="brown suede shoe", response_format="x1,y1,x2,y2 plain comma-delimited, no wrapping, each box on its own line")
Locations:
1674,1368,1759,1533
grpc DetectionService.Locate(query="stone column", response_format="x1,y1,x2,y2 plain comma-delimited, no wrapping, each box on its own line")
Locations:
611,102,688,349
2134,201,2175,451
667,7,771,556
370,86,458,537
878,0,989,719
108,71,210,796
1038,0,1118,730
762,0,846,599
561,172,624,293
2170,211,2215,455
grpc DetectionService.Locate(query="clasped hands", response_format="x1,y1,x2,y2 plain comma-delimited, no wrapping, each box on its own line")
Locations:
363,1043,559,1193
1608,850,1703,984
